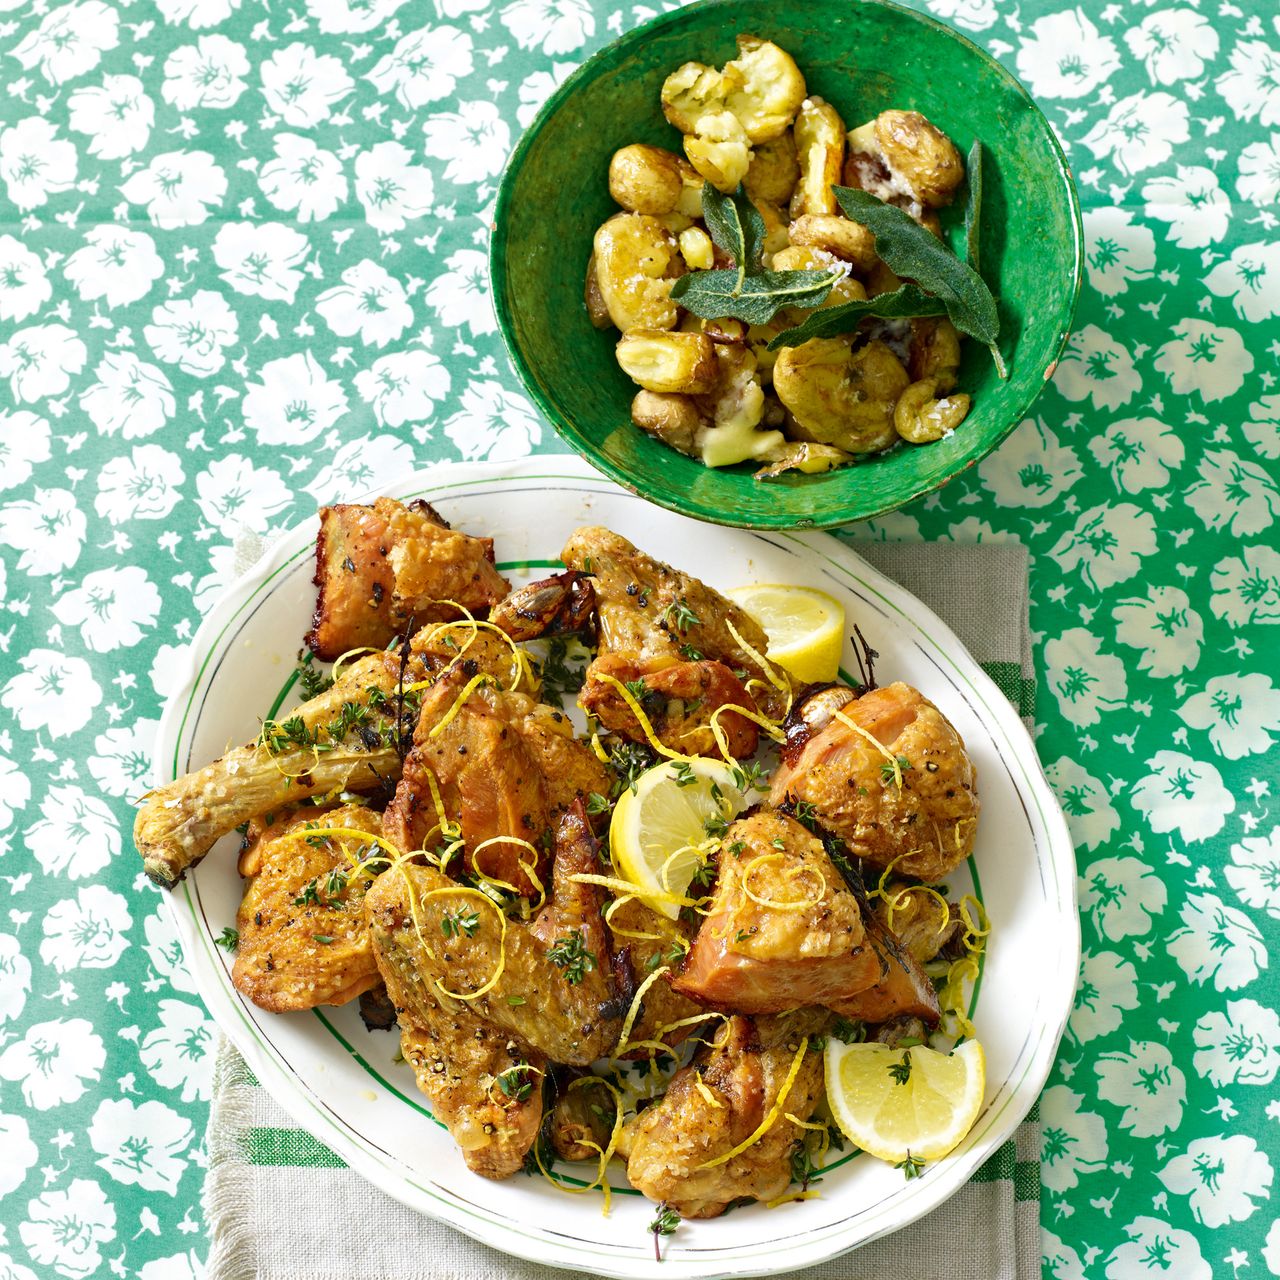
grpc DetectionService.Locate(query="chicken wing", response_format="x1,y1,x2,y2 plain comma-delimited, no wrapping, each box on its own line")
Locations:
619,1010,827,1218
232,804,385,1013
307,497,508,660
770,681,979,881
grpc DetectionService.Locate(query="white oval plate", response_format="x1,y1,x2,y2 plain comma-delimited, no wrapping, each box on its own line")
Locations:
155,457,1077,1279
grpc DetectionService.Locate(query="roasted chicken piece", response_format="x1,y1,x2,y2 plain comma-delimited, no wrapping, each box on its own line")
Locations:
490,570,596,643
307,497,509,661
232,805,386,1013
871,883,963,964
366,803,622,1065
135,651,409,887
548,1072,617,1162
770,681,979,881
619,1010,827,1218
827,905,940,1025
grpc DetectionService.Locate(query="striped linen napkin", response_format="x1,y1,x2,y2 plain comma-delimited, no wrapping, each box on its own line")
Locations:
204,540,1043,1280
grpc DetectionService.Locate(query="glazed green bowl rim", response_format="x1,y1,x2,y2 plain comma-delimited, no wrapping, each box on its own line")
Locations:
490,0,1084,530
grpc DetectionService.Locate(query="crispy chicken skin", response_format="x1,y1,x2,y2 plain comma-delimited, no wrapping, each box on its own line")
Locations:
490,570,596,643
232,804,384,1013
134,652,407,887
826,906,940,1025
502,693,611,814
366,805,622,1065
307,497,509,661
673,811,880,1013
620,1010,827,1218
770,681,979,881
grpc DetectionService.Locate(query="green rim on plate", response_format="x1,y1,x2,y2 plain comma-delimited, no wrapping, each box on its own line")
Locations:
490,0,1083,530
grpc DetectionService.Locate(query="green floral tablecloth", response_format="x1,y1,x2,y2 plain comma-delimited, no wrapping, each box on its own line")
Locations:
1,0,1278,1276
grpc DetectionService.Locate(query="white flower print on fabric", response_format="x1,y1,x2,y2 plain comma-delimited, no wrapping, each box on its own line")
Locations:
1133,753,1234,844
1105,1217,1211,1280
1158,1135,1274,1227
81,353,175,439
1192,999,1280,1087
0,235,51,323
1082,207,1155,296
1095,1040,1185,1137
0,489,86,575
39,886,132,973
145,291,239,378
354,349,451,427
1088,417,1184,492
1205,241,1280,323
142,907,197,996
0,1114,37,1199
195,454,292,536
52,566,162,652
305,0,407,33
1243,393,1279,460
1071,950,1139,1044
1113,585,1202,678
1051,502,1156,591
0,1018,105,1109
1237,132,1280,206
0,119,77,212
367,25,474,110
353,142,434,233
243,351,349,446
1044,627,1128,727
0,410,52,490
1180,673,1280,760
95,445,185,525
261,43,354,127
1045,757,1119,851
155,0,241,28
138,1253,203,1280
0,651,101,738
1210,545,1280,628
1039,1084,1109,1193
63,227,165,310
139,1000,216,1103
977,415,1083,508
0,933,33,1025
259,134,348,222
20,1180,116,1280
0,755,32,830
1140,166,1230,250
516,63,575,126
88,721,158,798
1014,8,1119,99
1226,829,1280,920
67,73,154,159
422,102,512,183
11,1,119,85
1216,39,1280,127
28,785,121,879
1168,892,1266,990
501,0,595,57
1080,857,1167,941
1124,10,1218,83
0,324,87,403
150,642,191,699
1185,448,1279,537
424,249,495,337
88,1098,193,1195
0,1252,39,1280
1082,92,1190,175
1052,325,1141,410
316,260,413,347
162,36,250,111
922,0,997,32
213,222,310,304
445,381,544,461
304,434,415,505
119,150,227,229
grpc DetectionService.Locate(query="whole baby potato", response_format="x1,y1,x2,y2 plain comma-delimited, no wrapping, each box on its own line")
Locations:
875,110,964,208
631,390,703,457
788,214,876,271
744,132,800,206
616,330,719,394
592,213,684,332
584,253,611,329
609,144,685,215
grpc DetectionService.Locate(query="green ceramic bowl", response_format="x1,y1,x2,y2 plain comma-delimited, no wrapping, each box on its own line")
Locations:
491,0,1082,530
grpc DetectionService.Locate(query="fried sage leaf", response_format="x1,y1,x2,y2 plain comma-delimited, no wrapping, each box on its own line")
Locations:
767,283,947,350
833,184,1007,378
964,140,983,273
700,183,766,283
671,266,840,325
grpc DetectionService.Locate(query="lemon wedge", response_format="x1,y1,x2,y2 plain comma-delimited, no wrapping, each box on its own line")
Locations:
725,584,845,685
610,758,747,919
824,1039,986,1165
